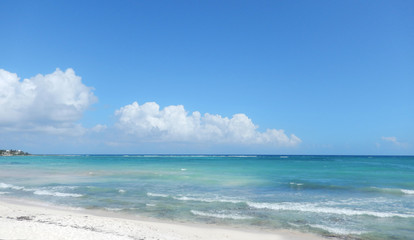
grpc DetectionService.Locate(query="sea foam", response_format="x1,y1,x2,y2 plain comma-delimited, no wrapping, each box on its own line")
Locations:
173,195,243,204
309,224,366,235
104,207,124,211
190,210,252,220
369,187,414,195
0,182,25,190
1,182,82,197
147,192,169,198
33,190,83,198
401,189,414,195
247,202,414,218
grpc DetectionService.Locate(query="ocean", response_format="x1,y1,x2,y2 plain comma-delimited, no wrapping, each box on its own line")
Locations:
0,155,413,239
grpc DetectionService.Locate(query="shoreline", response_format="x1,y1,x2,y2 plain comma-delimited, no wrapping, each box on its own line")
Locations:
0,197,327,240
7,154,414,156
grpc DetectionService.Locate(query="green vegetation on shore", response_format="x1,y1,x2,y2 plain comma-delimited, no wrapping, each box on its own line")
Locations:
0,149,29,156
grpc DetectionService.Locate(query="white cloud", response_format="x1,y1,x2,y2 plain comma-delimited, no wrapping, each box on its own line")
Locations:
381,136,405,147
115,101,301,147
0,68,97,135
381,136,398,143
91,124,107,133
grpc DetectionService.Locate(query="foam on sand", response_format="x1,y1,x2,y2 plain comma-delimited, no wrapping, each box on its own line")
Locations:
0,199,325,240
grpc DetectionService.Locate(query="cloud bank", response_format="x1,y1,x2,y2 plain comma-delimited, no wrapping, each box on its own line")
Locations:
0,68,97,135
115,101,301,146
1,68,301,150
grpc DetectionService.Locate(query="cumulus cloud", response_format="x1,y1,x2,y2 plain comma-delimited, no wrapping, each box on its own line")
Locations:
0,68,97,134
115,101,301,147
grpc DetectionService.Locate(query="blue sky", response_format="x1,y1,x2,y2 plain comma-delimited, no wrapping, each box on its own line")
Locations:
0,0,413,154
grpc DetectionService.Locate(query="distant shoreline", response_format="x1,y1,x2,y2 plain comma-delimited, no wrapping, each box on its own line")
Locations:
18,154,414,157
0,149,30,156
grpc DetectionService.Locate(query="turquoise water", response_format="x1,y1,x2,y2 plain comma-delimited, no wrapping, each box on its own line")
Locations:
1,155,413,239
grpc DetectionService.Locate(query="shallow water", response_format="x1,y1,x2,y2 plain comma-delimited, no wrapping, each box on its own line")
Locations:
1,155,413,239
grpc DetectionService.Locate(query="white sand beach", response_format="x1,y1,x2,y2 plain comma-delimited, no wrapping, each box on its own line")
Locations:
0,198,326,240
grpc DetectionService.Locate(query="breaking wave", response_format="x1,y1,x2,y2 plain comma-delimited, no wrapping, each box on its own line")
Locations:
190,210,252,220
147,192,169,198
309,224,366,235
400,189,414,195
1,182,82,198
33,190,83,198
247,202,414,218
369,187,414,195
0,182,26,190
173,195,243,204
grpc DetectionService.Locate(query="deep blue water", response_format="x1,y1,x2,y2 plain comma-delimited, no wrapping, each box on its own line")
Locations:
1,155,413,239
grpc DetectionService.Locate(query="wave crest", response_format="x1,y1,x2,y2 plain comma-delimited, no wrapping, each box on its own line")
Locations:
247,202,414,218
147,192,169,198
173,195,243,204
33,190,83,198
190,210,252,220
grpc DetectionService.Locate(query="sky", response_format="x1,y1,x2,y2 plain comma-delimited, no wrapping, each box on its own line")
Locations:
0,0,413,155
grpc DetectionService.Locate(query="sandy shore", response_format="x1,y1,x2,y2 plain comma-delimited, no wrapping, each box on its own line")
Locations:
0,198,326,240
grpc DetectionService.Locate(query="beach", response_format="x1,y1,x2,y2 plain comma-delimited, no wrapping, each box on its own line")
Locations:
1,155,413,239
0,198,325,240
